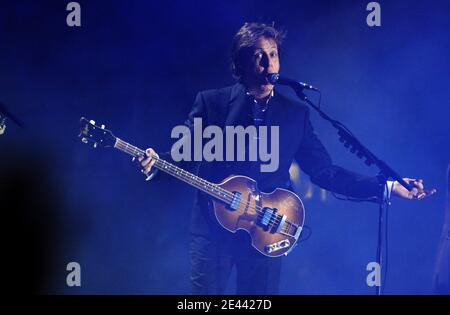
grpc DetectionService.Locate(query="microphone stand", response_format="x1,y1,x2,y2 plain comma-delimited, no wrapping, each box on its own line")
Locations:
291,85,413,295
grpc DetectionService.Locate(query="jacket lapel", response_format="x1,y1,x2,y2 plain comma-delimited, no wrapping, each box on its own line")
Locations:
224,84,287,128
268,90,293,128
225,83,253,127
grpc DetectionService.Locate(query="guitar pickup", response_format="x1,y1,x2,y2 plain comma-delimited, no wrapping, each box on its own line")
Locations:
229,192,242,210
260,207,276,228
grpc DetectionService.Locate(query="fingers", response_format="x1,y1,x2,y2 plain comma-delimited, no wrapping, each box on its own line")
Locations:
407,178,437,200
146,148,157,159
402,178,425,197
136,148,158,175
416,189,436,200
142,159,156,175
423,188,437,197
395,178,437,200
403,178,424,188
412,179,424,190
408,187,420,199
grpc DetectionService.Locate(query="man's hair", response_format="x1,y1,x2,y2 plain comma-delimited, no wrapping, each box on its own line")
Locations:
231,22,286,80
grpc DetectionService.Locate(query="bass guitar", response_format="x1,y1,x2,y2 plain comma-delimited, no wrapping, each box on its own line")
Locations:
79,117,305,257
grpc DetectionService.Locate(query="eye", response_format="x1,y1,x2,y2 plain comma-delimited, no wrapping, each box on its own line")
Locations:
270,51,278,58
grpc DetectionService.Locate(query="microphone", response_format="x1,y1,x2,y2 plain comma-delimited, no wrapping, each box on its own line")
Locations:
267,73,318,91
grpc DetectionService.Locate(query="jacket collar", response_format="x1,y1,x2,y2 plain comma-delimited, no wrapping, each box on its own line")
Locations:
227,82,284,126
226,82,252,126
228,82,247,104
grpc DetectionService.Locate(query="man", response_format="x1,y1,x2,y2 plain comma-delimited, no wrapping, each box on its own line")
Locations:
139,23,436,294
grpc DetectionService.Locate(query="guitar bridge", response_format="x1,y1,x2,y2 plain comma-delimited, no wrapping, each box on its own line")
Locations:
275,214,287,233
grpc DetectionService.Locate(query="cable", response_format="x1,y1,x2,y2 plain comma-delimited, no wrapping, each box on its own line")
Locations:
298,225,312,242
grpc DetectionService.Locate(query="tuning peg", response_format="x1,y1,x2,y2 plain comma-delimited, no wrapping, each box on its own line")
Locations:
101,124,105,129
81,137,88,144
93,143,98,148
89,120,96,125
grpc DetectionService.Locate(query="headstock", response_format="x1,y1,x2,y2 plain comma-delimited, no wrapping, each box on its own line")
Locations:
79,117,116,148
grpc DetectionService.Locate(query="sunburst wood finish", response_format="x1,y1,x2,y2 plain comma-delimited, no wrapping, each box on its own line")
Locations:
79,117,306,257
213,175,305,257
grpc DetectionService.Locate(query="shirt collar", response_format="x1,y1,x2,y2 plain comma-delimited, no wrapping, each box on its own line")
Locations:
245,89,274,110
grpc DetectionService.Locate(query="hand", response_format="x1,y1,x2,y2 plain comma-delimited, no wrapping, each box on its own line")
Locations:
137,148,158,176
392,178,437,200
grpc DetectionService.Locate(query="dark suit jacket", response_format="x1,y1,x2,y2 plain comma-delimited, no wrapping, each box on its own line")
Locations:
159,82,383,235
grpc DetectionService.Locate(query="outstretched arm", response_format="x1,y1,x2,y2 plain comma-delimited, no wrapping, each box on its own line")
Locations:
392,178,436,200
295,107,436,202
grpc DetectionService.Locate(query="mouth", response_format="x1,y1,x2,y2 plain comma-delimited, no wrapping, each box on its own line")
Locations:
261,72,270,84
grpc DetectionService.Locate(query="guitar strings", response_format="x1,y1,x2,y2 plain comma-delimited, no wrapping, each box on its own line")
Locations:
117,140,296,234
115,140,300,235
115,139,289,230
150,155,292,232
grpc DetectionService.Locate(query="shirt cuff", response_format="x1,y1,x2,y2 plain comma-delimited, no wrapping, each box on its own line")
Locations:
383,180,394,202
145,168,159,181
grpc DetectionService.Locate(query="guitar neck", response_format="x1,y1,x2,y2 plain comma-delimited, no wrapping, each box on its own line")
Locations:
114,138,231,203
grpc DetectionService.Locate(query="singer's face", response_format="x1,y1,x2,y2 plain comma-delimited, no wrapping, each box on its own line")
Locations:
241,37,280,92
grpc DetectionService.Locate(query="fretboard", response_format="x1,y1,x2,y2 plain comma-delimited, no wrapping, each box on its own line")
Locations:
114,138,232,204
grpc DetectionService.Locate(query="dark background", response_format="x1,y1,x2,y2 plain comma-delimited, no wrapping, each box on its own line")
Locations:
0,0,449,294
